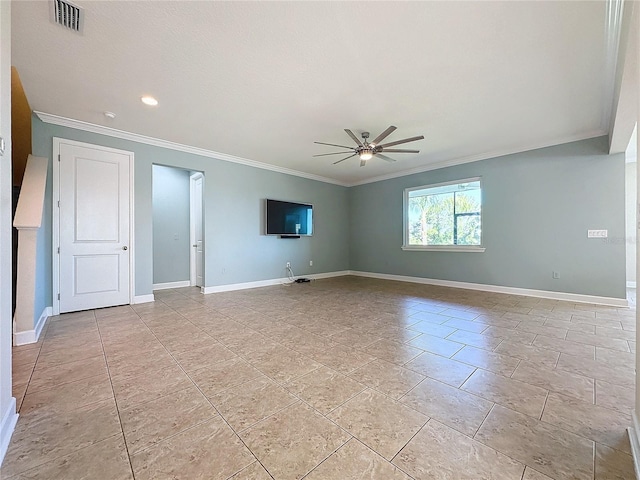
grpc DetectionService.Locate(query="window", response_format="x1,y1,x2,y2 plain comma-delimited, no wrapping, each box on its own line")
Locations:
403,178,484,252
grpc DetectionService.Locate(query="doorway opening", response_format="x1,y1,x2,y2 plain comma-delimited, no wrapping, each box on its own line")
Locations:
152,165,204,291
625,125,637,306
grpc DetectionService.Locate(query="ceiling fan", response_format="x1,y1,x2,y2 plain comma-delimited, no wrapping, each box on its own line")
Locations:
314,126,424,167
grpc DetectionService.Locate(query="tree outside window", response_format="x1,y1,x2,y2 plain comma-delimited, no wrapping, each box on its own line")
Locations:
406,179,481,247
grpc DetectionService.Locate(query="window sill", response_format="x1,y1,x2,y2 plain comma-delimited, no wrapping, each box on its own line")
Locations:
401,245,486,253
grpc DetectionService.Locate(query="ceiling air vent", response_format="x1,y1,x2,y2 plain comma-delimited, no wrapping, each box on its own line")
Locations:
50,0,84,33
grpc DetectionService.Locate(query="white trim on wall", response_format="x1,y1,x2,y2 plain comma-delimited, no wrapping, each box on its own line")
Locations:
13,306,51,346
349,271,629,307
201,270,351,294
629,410,640,480
36,112,348,187
0,397,18,465
153,281,191,291
35,111,607,189
132,294,155,304
627,281,636,288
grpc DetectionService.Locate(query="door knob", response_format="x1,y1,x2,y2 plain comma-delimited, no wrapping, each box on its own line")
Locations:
122,246,128,250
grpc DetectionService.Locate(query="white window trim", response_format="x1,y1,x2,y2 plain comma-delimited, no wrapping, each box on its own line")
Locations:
402,176,484,252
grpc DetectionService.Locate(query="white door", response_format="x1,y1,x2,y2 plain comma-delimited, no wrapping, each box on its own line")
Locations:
57,141,132,313
190,173,204,287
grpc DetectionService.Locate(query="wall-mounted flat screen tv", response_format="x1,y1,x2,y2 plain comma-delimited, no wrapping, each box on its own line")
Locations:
265,199,313,236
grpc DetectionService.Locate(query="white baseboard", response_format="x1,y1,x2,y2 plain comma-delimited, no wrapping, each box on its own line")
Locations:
132,294,155,304
629,410,640,480
153,280,191,291
13,306,51,346
201,270,350,294
0,397,18,465
627,281,636,289
349,271,629,307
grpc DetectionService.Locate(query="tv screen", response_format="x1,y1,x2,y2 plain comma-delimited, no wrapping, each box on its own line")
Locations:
265,199,313,236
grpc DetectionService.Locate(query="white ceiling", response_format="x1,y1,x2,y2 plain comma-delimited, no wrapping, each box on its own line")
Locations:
12,1,611,185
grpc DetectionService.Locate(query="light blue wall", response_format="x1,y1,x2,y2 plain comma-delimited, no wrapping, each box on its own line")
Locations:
30,116,627,325
31,116,350,308
349,137,627,299
152,165,191,285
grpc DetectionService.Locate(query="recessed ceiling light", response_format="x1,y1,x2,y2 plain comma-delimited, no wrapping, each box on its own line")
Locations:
141,96,158,106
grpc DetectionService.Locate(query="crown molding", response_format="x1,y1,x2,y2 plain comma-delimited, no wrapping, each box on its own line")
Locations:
34,111,350,187
348,130,608,187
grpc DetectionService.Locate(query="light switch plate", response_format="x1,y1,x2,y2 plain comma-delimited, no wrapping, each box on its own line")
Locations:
0,136,5,156
587,229,608,238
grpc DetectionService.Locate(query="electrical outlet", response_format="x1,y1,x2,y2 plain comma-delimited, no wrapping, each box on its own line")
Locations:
309,260,313,266
286,262,291,269
552,271,560,279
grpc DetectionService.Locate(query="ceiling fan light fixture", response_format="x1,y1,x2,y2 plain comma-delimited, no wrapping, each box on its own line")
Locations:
359,150,373,161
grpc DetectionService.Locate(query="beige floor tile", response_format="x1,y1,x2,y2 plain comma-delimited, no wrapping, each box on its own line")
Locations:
2,399,121,477
305,438,411,480
11,347,41,368
286,366,365,414
461,369,548,418
511,361,594,403
441,308,480,321
20,373,114,415
445,330,503,350
11,363,35,388
248,348,321,383
400,377,493,436
408,311,451,324
212,376,298,431
595,326,636,341
594,347,635,369
404,352,476,388
566,330,630,352
541,392,632,454
393,419,524,480
516,323,568,339
111,363,193,409
27,355,108,393
595,443,636,480
522,467,554,480
131,416,255,480
328,389,428,460
443,318,489,333
451,345,520,377
172,342,237,373
3,434,132,480
349,359,425,400
309,344,377,375
595,379,634,414
556,353,635,388
494,340,560,367
329,328,383,349
240,402,351,480
13,382,28,412
407,321,457,337
35,340,104,367
120,385,217,454
363,339,423,366
227,461,273,479
106,349,178,380
189,357,263,397
407,333,464,357
531,335,595,359
475,404,594,480
478,326,537,345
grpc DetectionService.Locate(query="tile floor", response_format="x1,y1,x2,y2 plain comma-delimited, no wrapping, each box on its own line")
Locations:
2,277,637,479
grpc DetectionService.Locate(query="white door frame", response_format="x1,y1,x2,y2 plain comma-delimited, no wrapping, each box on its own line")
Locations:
189,172,203,287
52,137,135,315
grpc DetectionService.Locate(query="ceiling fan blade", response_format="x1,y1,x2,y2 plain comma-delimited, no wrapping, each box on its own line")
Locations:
313,151,354,157
333,153,357,165
314,141,356,150
370,126,397,146
344,129,364,147
375,153,397,163
380,148,420,153
360,159,367,167
378,135,425,148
